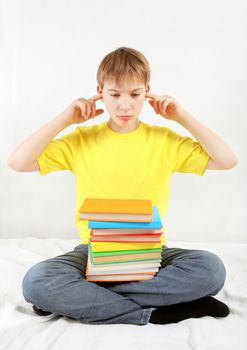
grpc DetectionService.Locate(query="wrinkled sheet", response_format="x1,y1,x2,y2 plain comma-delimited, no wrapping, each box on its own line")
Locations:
0,237,246,350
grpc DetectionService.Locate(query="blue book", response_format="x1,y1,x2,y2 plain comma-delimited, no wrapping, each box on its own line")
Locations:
88,206,162,229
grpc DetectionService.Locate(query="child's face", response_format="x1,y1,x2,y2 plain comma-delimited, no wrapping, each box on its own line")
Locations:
97,78,150,129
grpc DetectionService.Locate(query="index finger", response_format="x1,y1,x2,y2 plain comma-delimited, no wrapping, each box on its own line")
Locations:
145,92,159,99
88,93,103,102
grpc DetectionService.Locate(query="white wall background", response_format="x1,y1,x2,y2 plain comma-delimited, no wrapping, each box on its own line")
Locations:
1,0,246,242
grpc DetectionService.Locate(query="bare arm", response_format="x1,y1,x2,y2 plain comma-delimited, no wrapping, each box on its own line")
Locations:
7,94,104,172
145,92,238,170
177,111,238,170
7,113,71,172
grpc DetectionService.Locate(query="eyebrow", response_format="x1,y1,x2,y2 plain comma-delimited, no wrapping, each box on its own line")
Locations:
107,88,143,92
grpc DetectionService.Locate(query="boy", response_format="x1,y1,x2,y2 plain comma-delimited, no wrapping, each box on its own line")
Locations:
8,47,238,325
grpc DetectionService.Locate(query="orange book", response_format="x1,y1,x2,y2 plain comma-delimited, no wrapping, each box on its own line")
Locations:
79,198,152,222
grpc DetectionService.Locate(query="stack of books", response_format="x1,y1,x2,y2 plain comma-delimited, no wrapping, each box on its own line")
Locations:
79,198,163,282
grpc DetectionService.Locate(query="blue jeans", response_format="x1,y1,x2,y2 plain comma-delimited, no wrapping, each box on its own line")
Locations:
22,244,226,325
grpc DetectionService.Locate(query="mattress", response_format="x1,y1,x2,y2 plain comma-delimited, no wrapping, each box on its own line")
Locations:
0,237,246,350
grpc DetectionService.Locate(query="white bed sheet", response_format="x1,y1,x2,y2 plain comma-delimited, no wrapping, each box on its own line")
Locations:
0,237,246,350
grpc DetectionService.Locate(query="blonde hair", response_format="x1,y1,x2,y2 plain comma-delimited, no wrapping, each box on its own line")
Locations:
96,47,151,88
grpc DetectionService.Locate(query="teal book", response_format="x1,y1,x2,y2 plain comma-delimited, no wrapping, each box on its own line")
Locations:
88,206,162,229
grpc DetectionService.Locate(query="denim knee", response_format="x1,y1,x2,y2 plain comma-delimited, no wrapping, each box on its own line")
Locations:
198,250,226,295
22,261,49,305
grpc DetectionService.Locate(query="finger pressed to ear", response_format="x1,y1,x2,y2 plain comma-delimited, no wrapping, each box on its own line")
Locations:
87,94,103,118
145,92,158,99
89,93,103,101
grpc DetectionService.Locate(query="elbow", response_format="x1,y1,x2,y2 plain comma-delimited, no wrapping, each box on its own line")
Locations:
7,157,15,170
224,156,239,169
7,157,24,172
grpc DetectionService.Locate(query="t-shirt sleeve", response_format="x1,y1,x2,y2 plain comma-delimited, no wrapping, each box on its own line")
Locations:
37,127,80,175
165,127,210,176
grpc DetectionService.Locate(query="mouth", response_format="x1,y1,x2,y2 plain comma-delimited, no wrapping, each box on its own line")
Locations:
118,115,133,121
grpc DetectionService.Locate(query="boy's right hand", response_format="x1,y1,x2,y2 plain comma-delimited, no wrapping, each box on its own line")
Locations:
61,94,104,125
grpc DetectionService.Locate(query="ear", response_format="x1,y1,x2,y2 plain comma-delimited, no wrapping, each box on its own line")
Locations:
97,85,104,101
145,84,150,99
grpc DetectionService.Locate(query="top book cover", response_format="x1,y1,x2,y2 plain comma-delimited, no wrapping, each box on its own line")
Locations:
79,198,153,222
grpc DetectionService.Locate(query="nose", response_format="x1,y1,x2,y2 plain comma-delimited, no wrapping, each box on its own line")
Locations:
120,107,131,112
118,98,132,111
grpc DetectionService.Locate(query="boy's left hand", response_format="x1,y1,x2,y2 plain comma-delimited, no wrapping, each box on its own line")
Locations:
145,92,186,122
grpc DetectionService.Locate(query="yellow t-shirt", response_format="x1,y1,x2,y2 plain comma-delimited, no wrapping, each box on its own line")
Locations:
37,121,209,245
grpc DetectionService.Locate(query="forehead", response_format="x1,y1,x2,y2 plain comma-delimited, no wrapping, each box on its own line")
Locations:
104,78,145,92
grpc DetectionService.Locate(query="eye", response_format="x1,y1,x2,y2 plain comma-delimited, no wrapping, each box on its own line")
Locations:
110,94,140,98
